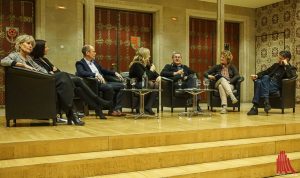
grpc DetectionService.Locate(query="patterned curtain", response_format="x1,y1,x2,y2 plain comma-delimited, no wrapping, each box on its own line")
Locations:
225,22,239,69
255,0,300,101
95,8,152,72
0,0,35,105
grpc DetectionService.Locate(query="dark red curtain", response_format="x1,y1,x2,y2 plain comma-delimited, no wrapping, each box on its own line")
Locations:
95,8,152,72
0,0,35,105
225,22,240,69
189,18,216,101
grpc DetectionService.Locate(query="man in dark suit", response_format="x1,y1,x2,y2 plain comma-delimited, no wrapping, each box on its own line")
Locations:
76,45,125,116
160,51,202,111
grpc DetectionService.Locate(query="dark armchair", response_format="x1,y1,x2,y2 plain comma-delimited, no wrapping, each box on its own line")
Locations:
207,76,244,111
161,77,189,112
257,76,297,113
5,67,57,127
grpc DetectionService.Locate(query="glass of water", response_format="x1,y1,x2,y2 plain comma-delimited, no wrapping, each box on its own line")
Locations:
130,78,136,89
203,79,210,89
177,79,183,89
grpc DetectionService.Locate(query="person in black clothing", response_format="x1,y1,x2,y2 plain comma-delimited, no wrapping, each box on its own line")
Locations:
30,40,111,120
247,50,297,115
160,51,202,111
129,47,158,115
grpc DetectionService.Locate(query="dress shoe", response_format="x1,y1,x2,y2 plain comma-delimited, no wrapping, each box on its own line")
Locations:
247,107,258,115
95,109,107,120
108,110,120,116
67,111,85,126
145,108,155,115
197,106,203,112
117,110,126,116
264,101,271,113
77,112,85,118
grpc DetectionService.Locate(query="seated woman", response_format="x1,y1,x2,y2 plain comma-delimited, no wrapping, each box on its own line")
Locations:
30,39,111,120
1,34,84,126
204,50,239,114
129,47,157,115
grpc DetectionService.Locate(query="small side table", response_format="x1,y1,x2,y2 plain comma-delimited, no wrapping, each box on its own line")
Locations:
176,88,216,117
122,88,161,119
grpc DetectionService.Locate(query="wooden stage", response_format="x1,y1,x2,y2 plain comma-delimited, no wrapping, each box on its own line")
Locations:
1,103,300,177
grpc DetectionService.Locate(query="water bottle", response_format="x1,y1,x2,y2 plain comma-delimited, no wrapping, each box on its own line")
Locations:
142,72,148,88
192,73,197,88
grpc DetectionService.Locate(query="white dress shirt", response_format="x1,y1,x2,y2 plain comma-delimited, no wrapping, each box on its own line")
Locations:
84,58,100,75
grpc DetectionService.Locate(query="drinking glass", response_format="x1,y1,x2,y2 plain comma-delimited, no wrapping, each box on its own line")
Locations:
196,79,201,88
130,78,136,89
203,79,210,89
177,79,183,89
122,79,127,89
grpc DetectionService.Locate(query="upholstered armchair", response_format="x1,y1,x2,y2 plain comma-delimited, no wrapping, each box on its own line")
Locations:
207,76,244,111
161,77,189,112
257,76,297,113
5,67,57,127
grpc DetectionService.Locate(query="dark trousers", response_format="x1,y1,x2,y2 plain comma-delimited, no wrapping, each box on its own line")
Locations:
54,72,75,113
252,75,280,104
70,75,101,111
99,82,124,111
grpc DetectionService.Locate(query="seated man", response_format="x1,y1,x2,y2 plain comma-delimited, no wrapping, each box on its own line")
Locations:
160,51,201,111
247,50,297,115
76,45,125,116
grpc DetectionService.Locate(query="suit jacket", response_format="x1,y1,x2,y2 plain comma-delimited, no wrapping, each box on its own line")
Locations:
75,58,115,78
160,63,195,81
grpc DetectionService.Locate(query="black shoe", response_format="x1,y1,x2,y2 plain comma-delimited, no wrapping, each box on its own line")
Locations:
247,107,258,115
95,109,107,120
77,112,85,118
197,106,202,112
67,111,85,126
145,108,155,115
264,102,271,113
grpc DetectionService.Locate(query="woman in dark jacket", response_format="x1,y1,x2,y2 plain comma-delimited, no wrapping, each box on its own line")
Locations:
31,39,111,120
129,47,158,115
204,50,239,114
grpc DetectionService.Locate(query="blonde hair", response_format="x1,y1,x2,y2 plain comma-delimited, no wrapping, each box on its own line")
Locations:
129,47,150,68
172,51,182,58
221,50,233,64
15,34,35,52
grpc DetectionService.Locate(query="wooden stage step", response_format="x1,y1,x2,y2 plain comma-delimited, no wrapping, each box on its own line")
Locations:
97,152,300,178
1,134,300,178
1,123,300,160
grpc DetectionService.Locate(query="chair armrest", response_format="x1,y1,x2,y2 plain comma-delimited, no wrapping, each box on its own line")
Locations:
281,78,296,96
161,77,174,97
82,77,99,94
9,66,53,79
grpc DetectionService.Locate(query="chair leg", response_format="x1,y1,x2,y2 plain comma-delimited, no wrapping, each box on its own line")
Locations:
293,107,295,113
157,106,159,113
161,106,164,112
233,107,235,111
281,109,284,114
53,118,57,126
6,119,10,127
210,107,213,111
238,107,240,112
171,107,173,113
185,107,187,112
207,106,209,110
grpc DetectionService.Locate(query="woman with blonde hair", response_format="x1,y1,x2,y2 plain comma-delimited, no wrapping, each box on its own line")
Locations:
129,47,159,115
204,50,240,114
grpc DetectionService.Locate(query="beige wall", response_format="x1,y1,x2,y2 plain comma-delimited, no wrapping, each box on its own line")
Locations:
36,0,256,101
36,0,84,74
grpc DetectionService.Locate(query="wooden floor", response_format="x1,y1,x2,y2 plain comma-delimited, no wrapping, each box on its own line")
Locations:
1,103,300,178
0,103,299,143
